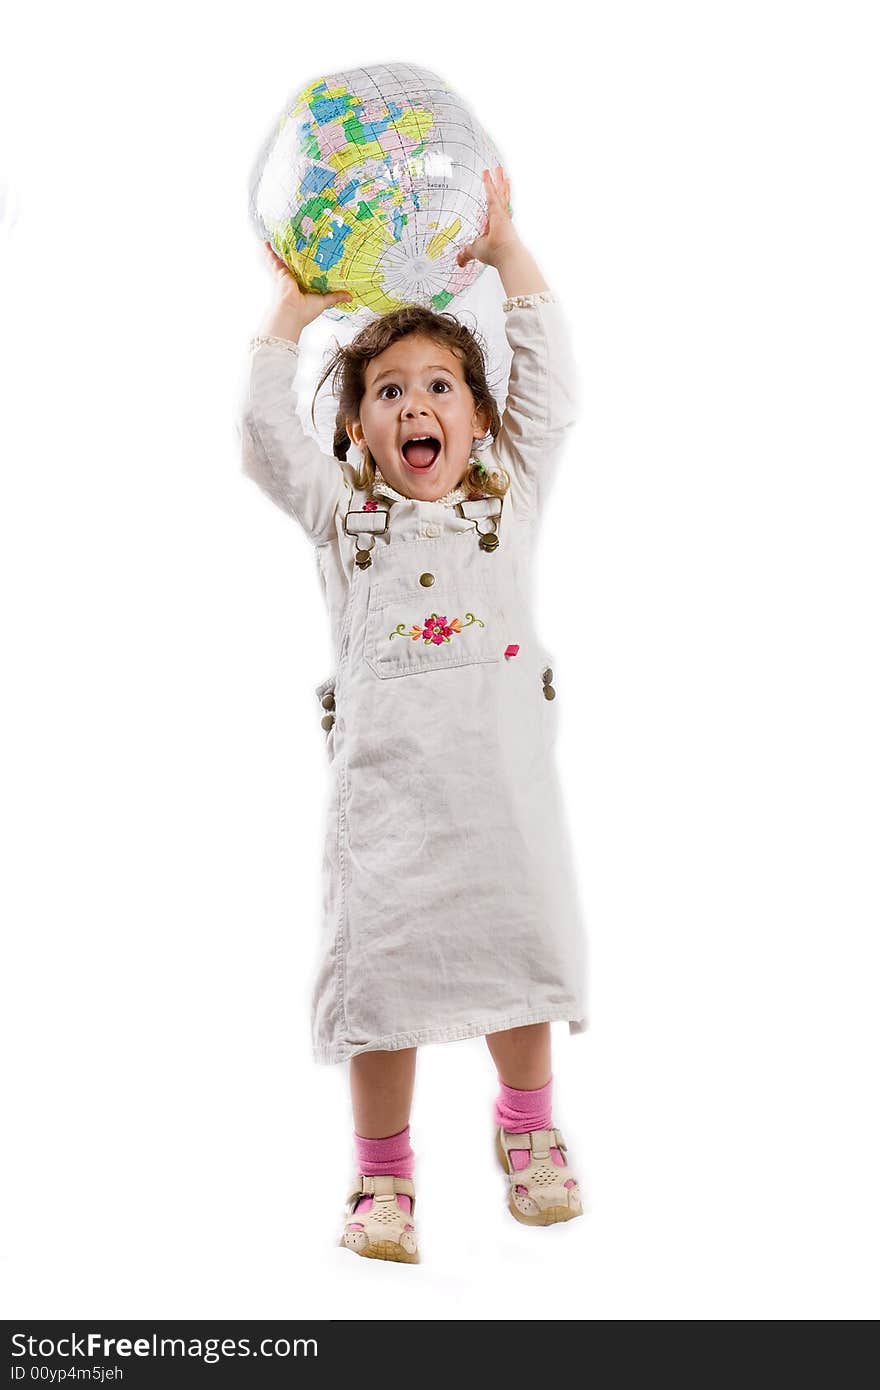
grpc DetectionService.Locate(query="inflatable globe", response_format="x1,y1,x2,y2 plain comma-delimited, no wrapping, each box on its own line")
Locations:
248,63,503,322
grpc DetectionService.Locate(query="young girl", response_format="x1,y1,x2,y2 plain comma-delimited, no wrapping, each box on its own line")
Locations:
240,167,588,1263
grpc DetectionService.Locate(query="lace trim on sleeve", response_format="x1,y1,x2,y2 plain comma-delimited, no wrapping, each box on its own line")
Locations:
249,334,301,353
501,291,558,312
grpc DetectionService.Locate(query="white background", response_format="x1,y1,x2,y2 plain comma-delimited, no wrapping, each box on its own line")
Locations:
2,0,878,1321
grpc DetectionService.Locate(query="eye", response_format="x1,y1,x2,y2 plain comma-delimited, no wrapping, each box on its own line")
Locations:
377,379,452,399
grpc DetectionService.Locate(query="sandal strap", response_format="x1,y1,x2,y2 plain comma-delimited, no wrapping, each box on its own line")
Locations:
499,1126,567,1162
346,1174,416,1210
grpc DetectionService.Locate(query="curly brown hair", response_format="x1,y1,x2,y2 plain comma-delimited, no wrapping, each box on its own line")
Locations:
310,304,510,500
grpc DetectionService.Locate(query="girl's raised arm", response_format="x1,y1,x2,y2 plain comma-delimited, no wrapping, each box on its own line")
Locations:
237,246,352,544
491,287,580,513
457,169,580,513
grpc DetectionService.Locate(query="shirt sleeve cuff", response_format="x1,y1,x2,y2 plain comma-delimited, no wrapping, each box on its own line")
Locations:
501,291,559,312
249,334,301,353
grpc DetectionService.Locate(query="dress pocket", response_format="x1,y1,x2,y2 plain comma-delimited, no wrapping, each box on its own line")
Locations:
364,572,506,679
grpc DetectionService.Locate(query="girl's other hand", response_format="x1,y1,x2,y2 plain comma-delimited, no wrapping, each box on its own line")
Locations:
261,240,353,328
456,166,521,270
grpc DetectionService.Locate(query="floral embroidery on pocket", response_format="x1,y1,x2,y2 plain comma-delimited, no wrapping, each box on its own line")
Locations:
362,498,378,511
389,612,486,646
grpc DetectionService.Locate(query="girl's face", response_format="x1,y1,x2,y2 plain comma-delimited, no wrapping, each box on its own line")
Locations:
347,334,491,501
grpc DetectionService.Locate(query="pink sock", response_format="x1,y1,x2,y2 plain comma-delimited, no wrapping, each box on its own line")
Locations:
349,1125,414,1221
494,1075,566,1173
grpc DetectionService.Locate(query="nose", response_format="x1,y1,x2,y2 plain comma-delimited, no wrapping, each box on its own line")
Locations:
400,385,437,415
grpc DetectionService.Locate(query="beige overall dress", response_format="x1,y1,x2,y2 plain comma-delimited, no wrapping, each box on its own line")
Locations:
239,290,588,1064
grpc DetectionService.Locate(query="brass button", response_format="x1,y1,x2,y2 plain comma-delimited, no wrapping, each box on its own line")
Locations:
543,684,556,700
542,667,553,685
419,572,435,587
479,532,499,551
355,548,373,569
321,692,335,711
321,713,335,731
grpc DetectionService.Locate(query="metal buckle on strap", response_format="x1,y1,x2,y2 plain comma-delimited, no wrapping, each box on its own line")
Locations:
458,495,503,551
344,510,389,569
456,496,502,521
343,509,389,536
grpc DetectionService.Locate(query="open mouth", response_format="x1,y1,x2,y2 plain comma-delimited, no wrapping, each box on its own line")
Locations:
401,436,442,471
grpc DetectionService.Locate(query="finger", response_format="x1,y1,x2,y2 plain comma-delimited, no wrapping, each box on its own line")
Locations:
483,168,500,208
263,240,286,268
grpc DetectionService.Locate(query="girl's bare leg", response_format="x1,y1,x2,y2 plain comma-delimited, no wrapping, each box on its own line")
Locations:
349,1047,417,1137
485,1022,551,1088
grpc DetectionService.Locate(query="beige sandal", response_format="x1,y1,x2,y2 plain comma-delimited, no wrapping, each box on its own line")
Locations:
496,1126,584,1226
339,1174,419,1263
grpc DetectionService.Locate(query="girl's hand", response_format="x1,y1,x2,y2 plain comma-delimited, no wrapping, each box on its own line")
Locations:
261,240,352,328
456,166,521,270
